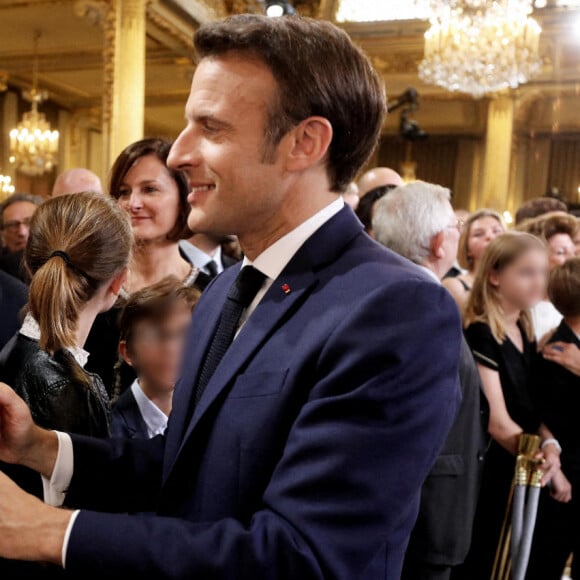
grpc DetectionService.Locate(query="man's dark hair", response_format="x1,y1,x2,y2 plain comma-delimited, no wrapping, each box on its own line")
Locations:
0,193,43,226
515,197,568,225
194,15,387,193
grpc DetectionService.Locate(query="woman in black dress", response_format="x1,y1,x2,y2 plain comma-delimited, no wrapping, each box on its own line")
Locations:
459,232,562,579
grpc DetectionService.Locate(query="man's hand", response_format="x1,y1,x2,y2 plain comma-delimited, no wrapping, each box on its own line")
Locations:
0,471,71,564
542,342,580,376
0,383,58,478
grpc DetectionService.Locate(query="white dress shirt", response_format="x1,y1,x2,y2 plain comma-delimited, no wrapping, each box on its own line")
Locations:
179,240,225,275
130,380,169,438
44,196,345,567
531,300,563,342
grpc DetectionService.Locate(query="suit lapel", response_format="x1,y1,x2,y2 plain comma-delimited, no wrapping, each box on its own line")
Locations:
164,264,318,482
163,280,232,475
163,206,365,483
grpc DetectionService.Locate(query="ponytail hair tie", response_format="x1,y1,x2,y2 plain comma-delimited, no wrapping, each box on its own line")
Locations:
49,250,71,265
48,250,95,286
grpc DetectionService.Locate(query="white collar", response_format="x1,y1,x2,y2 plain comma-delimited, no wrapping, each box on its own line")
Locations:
243,197,345,280
181,242,224,273
19,313,90,368
130,379,169,438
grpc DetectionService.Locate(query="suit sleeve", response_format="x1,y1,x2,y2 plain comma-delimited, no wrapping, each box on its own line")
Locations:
65,280,462,579
63,434,165,513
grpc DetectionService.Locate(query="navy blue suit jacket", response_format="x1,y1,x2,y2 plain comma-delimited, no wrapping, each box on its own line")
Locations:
111,388,150,440
0,270,27,350
62,207,462,579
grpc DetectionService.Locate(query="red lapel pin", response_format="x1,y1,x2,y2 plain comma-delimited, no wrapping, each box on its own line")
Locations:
281,283,291,295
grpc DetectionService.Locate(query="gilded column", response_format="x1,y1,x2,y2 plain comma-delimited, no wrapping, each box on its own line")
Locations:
480,96,515,212
103,0,146,169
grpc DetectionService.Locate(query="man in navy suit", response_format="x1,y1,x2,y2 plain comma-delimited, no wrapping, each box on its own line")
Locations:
0,15,461,579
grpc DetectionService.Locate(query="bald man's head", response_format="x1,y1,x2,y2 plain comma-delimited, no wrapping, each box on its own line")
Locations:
52,168,103,197
357,167,403,197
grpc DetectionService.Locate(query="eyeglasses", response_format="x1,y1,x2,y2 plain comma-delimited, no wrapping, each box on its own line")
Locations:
446,218,464,233
1,217,32,231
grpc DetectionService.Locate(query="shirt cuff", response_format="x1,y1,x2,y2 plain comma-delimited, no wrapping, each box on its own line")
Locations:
62,510,80,568
41,431,74,507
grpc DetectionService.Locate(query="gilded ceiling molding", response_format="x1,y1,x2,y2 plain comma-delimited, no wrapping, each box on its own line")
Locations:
316,0,339,20
101,0,115,132
371,54,422,75
222,0,263,15
73,0,108,26
0,0,70,7
146,1,195,49
170,0,227,22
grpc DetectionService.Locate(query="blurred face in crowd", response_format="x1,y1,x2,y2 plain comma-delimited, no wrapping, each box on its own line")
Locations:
167,54,302,242
490,248,548,311
547,233,575,269
116,154,182,244
120,305,192,393
467,216,504,266
1,201,38,253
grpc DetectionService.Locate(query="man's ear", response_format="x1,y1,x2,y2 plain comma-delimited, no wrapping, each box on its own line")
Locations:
431,230,446,260
119,340,133,367
284,116,333,174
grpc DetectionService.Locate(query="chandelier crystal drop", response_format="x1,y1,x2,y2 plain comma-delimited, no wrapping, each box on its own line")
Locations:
418,0,542,98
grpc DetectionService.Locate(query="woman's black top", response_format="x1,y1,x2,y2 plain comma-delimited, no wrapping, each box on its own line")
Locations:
464,320,540,433
0,334,111,437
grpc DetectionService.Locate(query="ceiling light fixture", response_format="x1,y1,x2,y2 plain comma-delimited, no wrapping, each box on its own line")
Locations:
266,1,296,17
9,30,59,177
418,0,542,98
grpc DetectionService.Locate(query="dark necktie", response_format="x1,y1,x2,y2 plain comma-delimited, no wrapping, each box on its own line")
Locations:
192,265,266,407
205,260,218,279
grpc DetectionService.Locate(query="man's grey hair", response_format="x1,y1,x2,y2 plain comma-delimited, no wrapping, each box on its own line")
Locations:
0,193,43,225
372,181,452,264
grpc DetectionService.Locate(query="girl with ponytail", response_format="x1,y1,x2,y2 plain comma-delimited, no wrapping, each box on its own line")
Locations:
0,192,132,438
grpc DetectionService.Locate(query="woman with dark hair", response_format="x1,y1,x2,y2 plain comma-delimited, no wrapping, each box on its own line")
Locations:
109,138,196,293
85,138,201,396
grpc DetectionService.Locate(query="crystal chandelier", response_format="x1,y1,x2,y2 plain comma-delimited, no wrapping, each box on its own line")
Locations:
0,174,15,203
9,31,59,177
418,0,542,98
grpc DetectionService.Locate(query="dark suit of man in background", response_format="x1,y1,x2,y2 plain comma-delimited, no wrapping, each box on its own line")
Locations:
0,15,461,579
0,270,27,350
373,181,488,580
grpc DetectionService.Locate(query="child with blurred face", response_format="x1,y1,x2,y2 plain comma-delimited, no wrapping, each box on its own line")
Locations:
462,233,561,578
113,277,199,439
